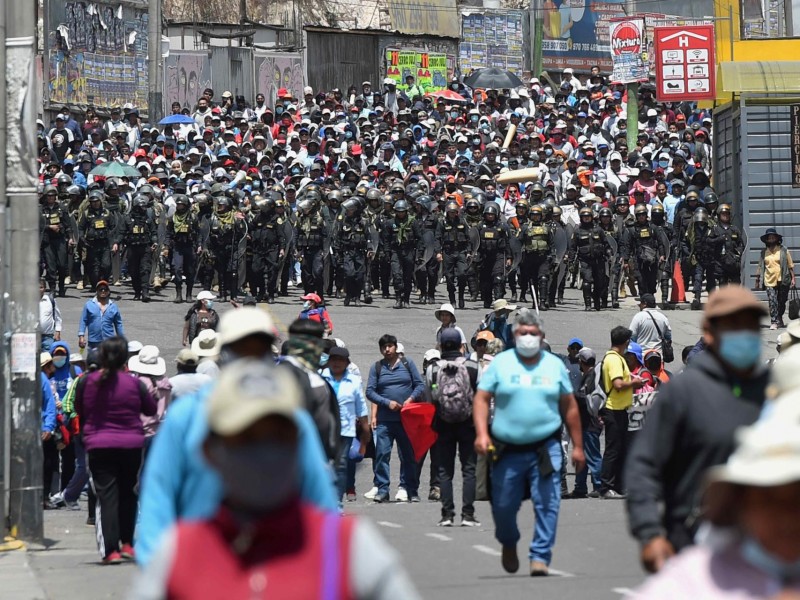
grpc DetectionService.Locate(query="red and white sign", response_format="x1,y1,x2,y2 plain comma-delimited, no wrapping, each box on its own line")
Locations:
654,25,716,102
609,18,648,84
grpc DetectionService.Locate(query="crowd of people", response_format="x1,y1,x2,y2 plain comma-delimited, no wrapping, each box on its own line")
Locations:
34,68,800,598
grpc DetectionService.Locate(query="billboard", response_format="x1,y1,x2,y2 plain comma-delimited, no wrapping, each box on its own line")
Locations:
385,49,449,92
460,12,526,74
387,0,460,38
653,25,716,101
609,18,649,83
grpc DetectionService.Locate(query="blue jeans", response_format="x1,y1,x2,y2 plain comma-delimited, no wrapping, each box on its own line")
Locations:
491,437,563,564
63,434,89,503
41,335,54,354
573,429,602,494
335,436,354,503
374,421,418,497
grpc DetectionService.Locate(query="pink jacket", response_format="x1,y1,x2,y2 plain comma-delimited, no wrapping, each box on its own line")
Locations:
136,375,172,438
633,542,800,598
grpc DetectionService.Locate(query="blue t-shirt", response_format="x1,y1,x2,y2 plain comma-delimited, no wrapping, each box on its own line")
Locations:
478,349,572,445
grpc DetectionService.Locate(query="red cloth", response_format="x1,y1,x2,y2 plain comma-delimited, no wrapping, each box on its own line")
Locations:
400,402,438,461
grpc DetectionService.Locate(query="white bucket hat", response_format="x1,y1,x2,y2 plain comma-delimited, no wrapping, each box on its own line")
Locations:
128,345,166,376
435,303,456,323
191,329,221,357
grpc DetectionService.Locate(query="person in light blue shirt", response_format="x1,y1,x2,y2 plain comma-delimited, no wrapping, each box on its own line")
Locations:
77,281,124,350
322,346,368,504
662,180,685,225
473,308,584,577
135,309,338,567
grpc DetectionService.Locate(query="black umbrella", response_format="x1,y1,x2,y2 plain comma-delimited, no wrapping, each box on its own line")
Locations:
464,68,523,90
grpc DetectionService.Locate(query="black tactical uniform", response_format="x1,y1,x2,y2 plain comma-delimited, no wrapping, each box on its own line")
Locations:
295,203,327,296
209,198,247,301
194,193,216,293
612,198,636,303
623,205,666,296
674,193,702,297
79,192,116,291
435,202,471,308
121,196,159,301
166,194,199,303
715,204,745,286
335,199,375,306
598,207,618,308
40,186,73,296
569,207,612,310
650,203,675,306
463,199,484,301
519,205,554,310
415,196,440,305
682,207,721,309
249,199,286,303
383,200,420,309
477,202,511,309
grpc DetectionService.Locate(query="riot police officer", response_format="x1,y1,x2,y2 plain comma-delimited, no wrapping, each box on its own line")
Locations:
597,207,617,308
121,195,158,302
294,198,327,296
568,206,611,311
612,195,636,301
209,196,247,301
623,204,666,296
682,207,720,310
79,190,116,291
650,203,675,307
249,197,286,303
335,198,375,306
323,190,344,298
477,202,511,309
194,193,216,293
547,204,568,306
519,204,554,310
715,203,745,285
415,195,440,305
40,184,74,296
435,201,471,308
375,195,395,299
166,194,200,303
384,199,419,309
463,197,484,302
675,191,702,296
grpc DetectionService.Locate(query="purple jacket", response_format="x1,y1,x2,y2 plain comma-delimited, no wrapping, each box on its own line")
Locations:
76,370,157,451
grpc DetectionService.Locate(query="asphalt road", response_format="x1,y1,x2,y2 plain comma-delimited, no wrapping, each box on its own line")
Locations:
13,277,772,599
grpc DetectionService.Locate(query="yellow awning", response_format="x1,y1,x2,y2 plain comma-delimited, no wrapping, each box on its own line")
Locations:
719,61,800,93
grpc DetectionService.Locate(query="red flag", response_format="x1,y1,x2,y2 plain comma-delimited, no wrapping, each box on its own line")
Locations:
400,403,438,462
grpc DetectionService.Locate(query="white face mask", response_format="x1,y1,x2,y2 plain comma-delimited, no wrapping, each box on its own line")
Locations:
516,334,541,358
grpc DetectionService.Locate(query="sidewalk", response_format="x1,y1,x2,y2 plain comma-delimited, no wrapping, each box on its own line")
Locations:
4,501,136,599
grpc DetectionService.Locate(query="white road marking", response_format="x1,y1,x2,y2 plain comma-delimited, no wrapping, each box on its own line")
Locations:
377,521,403,529
425,533,453,542
612,588,637,596
547,568,576,578
472,544,501,556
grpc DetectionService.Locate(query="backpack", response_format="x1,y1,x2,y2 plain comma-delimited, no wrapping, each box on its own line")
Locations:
430,357,474,423
588,354,624,419
373,357,411,384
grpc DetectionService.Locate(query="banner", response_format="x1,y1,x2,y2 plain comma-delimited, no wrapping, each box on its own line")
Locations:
385,50,449,92
460,12,525,74
609,18,649,83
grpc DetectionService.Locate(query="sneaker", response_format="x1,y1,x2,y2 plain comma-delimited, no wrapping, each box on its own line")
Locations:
49,491,66,507
287,280,294,288
103,551,123,565
64,498,81,511
770,323,778,330
564,490,588,499
363,486,379,500
120,544,135,560
76,281,84,290
346,490,357,502
394,488,409,503
373,494,390,503
530,560,549,577
428,487,441,501
603,490,626,500
461,515,481,527
588,490,601,498
501,545,519,574
409,494,421,503
86,516,95,527
438,516,454,527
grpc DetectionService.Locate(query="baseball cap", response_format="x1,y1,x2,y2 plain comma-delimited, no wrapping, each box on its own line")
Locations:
704,286,767,320
206,360,301,436
96,280,110,290
218,307,277,346
638,293,657,307
440,328,462,347
568,338,584,348
329,346,350,361
577,347,596,363
301,293,322,304
176,348,199,367
423,349,441,364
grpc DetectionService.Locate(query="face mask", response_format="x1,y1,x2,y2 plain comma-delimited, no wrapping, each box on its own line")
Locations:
319,353,329,367
718,330,761,370
275,107,283,116
208,440,298,512
205,300,214,310
516,334,542,358
53,357,67,369
471,116,479,123
658,160,669,168
450,112,459,119
549,166,558,174
545,149,553,157
741,536,800,581
302,301,311,310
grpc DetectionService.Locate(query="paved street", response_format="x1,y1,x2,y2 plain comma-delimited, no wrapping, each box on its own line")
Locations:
6,280,775,599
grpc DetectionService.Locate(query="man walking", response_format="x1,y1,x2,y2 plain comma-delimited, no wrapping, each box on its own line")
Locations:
629,293,672,354
77,280,125,351
366,334,426,503
427,329,479,527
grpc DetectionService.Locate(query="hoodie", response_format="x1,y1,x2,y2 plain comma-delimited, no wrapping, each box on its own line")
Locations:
49,341,82,403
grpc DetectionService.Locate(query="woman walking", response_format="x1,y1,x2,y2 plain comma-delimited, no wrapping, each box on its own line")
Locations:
75,337,157,564
755,228,795,330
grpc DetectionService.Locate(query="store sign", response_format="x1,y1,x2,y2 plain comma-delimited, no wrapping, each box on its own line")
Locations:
387,0,460,38
654,25,716,102
609,18,649,83
791,104,800,188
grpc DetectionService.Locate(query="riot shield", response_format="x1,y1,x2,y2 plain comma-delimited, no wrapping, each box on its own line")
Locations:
322,220,334,295
235,220,249,289
605,235,619,279
554,225,569,288
466,225,480,268
508,231,523,273
415,229,436,272
276,218,295,278
363,222,380,303
149,208,168,287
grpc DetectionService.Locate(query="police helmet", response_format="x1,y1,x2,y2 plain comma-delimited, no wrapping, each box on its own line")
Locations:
650,203,665,215
483,202,500,217
327,190,343,204
342,198,360,213
216,197,232,210
393,199,410,213
174,194,190,207
88,190,104,203
692,207,709,223
42,184,58,196
634,204,648,216
465,198,481,212
57,174,73,186
718,203,732,214
133,195,149,210
445,201,460,214
366,188,382,203
599,207,613,219
579,207,593,218
551,205,562,218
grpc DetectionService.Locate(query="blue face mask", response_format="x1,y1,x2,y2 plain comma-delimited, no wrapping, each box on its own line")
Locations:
205,300,214,310
53,357,67,369
302,301,311,310
275,107,283,116
718,330,761,370
741,536,800,581
319,353,329,367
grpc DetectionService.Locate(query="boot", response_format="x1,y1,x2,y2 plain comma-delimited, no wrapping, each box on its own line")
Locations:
448,291,456,304
458,292,465,310
344,296,351,306
428,295,436,305
394,296,403,309
174,288,183,303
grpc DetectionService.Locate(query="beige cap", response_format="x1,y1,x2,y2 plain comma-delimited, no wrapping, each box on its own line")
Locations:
176,348,199,366
491,298,517,313
207,359,301,435
218,307,277,347
704,285,767,320
40,352,53,368
191,329,221,357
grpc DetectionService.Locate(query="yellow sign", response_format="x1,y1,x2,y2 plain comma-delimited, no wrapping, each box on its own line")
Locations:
387,0,460,38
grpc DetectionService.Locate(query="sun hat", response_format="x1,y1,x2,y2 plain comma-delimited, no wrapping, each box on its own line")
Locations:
128,340,143,354
40,352,53,367
397,342,405,355
206,359,301,436
128,345,166,377
423,349,441,364
491,298,517,313
218,307,277,347
766,344,800,399
191,329,221,357
175,348,199,367
760,227,782,244
435,303,456,323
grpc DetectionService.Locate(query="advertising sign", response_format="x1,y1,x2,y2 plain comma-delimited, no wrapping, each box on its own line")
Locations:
653,25,716,101
609,18,649,83
385,50,449,92
387,0,460,38
460,12,526,74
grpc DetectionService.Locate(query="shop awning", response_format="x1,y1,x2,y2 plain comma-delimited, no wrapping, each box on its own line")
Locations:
720,61,800,93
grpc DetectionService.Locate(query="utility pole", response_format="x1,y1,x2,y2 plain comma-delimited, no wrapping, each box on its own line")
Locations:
626,81,639,151
148,0,164,122
532,0,544,77
5,0,44,542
